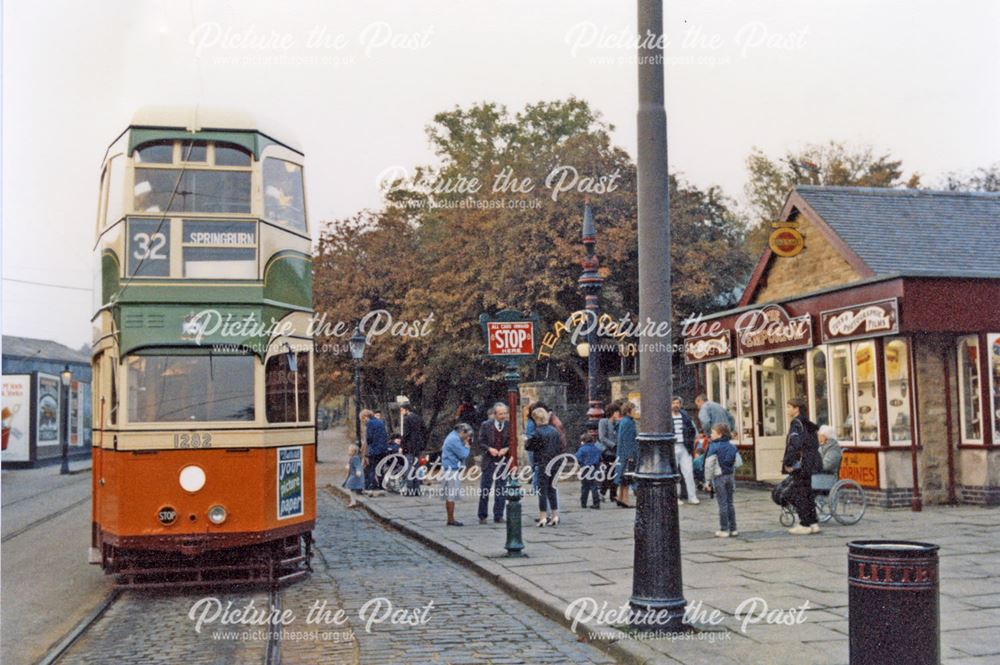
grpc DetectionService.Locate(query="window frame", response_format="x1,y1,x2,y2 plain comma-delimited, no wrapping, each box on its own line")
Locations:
883,337,914,447
958,334,984,444
989,333,1000,445
852,340,881,446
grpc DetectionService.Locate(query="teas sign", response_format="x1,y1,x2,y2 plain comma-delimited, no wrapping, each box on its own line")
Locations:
486,322,534,356
277,446,304,519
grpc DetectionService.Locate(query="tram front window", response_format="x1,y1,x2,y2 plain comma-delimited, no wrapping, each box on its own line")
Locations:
127,354,255,422
134,168,251,214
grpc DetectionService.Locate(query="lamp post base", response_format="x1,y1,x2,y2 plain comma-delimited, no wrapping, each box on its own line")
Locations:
504,475,525,557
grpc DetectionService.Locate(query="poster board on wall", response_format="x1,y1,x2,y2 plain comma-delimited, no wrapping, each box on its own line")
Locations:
36,373,61,448
2,375,32,462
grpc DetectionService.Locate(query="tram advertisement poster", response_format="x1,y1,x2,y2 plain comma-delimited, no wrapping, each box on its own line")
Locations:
2,375,31,461
277,446,304,519
36,373,61,445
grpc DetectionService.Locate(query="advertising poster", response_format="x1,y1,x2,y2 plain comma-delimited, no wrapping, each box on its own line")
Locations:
36,373,61,447
2,375,31,462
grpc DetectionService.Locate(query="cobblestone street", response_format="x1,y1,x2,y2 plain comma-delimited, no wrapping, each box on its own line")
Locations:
57,489,615,665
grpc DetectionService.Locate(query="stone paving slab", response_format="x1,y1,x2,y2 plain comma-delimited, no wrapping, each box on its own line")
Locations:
318,427,1000,665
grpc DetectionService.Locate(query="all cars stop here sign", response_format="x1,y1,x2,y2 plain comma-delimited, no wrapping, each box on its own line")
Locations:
486,321,534,356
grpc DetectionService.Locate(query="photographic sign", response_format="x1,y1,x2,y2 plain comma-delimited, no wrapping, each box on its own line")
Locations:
820,299,899,343
2,375,31,462
276,446,304,519
479,310,539,362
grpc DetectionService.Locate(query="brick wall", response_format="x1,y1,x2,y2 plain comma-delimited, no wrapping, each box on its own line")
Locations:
751,213,861,304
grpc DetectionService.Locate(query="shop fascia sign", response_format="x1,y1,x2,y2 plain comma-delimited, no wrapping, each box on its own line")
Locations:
820,298,899,344
684,330,732,365
734,304,813,357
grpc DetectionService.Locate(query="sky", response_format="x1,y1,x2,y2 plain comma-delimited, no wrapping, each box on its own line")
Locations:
2,0,998,350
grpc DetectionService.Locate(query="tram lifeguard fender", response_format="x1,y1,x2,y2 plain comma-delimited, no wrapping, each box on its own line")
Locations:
93,447,315,550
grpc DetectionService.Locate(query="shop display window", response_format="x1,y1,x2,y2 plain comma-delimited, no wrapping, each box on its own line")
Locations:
884,338,913,445
739,359,754,442
990,334,1000,443
958,336,983,443
809,348,830,428
854,341,880,444
758,359,786,438
830,345,854,442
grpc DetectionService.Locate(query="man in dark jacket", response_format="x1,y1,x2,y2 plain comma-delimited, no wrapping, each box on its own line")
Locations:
399,397,425,496
671,397,700,504
476,402,510,524
782,397,824,535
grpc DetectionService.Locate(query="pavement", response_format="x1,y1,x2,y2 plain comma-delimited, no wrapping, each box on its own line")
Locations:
1,461,109,665
317,426,1000,665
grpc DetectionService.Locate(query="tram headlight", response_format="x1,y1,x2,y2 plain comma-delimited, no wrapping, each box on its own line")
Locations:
179,465,206,493
207,505,228,525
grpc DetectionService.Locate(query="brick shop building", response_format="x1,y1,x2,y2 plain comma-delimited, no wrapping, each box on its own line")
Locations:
683,186,1000,506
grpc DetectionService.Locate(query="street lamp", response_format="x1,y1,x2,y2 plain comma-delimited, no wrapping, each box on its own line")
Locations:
578,201,604,433
348,326,367,451
60,365,72,475
630,0,686,632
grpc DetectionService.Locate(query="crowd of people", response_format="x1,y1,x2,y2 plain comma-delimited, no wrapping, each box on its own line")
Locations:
344,392,843,537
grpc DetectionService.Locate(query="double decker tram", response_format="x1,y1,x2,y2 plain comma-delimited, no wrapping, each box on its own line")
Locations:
90,108,315,586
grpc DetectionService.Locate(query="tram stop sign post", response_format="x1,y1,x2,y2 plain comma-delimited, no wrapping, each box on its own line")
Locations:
479,309,538,558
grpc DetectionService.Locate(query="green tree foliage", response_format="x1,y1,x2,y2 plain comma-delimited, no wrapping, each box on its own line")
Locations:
314,99,751,438
744,141,921,255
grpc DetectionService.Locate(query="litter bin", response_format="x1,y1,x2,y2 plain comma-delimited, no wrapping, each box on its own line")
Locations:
847,540,939,665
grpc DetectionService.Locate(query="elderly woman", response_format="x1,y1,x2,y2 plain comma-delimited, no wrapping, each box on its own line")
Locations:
818,425,843,474
614,401,638,508
441,422,473,526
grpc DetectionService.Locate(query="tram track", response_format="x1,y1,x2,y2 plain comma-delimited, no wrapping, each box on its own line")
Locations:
264,586,283,665
36,589,122,665
1,496,89,544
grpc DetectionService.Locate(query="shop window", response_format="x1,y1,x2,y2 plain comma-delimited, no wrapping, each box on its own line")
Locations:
884,338,913,445
854,341,880,443
809,348,830,428
958,336,983,442
990,334,1000,443
265,351,311,423
830,344,854,443
723,360,737,415
708,364,721,403
739,359,754,442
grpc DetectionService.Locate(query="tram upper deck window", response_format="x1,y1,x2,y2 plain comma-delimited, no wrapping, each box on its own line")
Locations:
134,168,251,214
215,143,252,167
127,354,255,422
263,158,306,232
135,140,173,164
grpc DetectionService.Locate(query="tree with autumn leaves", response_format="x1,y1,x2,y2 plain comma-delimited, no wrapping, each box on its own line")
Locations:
313,98,752,438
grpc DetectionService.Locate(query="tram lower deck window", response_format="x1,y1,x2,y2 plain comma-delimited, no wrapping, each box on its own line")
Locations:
127,354,255,422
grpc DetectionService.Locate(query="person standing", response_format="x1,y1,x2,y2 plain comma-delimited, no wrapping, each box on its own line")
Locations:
362,409,389,495
526,408,562,527
575,433,602,509
614,401,638,508
783,397,824,535
702,423,739,537
476,402,510,524
596,401,620,499
344,444,365,507
441,423,473,526
695,393,735,435
399,397,425,496
671,397,700,505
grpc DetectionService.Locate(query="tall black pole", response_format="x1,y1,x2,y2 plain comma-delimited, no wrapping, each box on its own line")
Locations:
354,362,363,450
579,201,605,432
60,380,70,475
630,0,686,631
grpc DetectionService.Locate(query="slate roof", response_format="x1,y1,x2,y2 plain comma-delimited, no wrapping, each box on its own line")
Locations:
794,186,1000,278
2,335,90,364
